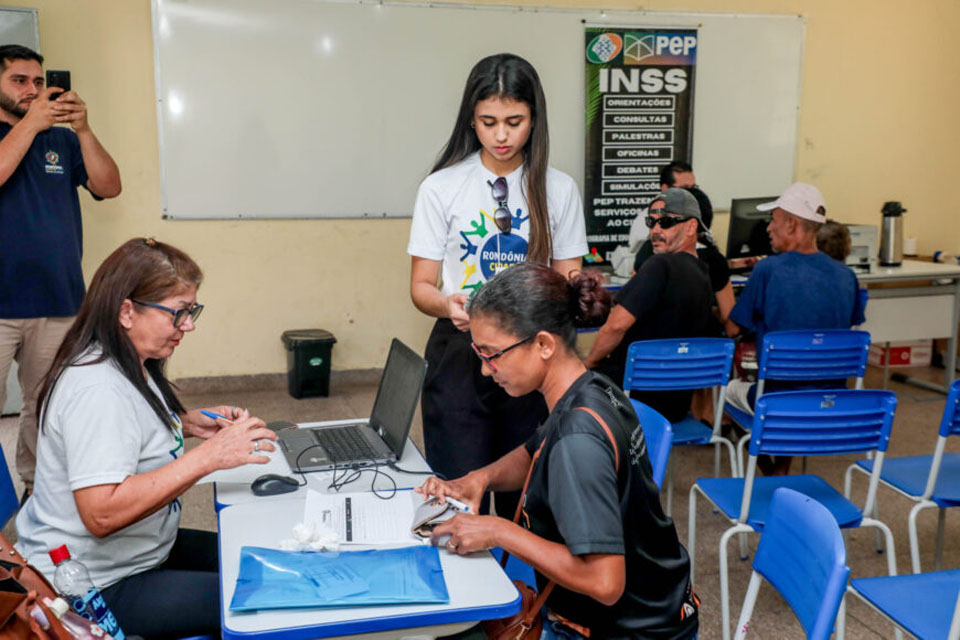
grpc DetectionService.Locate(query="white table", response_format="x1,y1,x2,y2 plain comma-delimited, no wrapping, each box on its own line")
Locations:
857,260,960,393
218,499,520,640
207,422,433,509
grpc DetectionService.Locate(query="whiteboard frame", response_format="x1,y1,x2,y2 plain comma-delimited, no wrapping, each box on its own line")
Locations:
150,0,805,220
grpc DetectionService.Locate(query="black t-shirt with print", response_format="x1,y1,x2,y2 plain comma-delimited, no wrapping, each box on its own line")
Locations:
596,252,716,421
521,371,697,639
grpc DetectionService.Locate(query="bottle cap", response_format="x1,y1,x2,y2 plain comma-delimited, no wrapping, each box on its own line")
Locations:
48,545,71,564
48,597,69,619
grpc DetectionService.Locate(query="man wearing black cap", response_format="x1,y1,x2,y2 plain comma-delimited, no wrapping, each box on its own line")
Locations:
585,188,716,422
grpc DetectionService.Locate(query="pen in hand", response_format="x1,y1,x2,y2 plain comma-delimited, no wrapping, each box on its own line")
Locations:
200,409,234,425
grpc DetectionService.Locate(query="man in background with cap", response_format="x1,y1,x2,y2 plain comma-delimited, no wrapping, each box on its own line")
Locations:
585,188,717,422
727,182,865,473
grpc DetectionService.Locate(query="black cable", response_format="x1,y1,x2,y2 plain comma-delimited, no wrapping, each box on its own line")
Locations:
387,460,445,479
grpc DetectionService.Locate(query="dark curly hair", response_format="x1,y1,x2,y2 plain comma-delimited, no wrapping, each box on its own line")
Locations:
468,263,611,350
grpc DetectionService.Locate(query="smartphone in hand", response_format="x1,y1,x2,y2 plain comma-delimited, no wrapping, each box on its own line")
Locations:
45,70,70,99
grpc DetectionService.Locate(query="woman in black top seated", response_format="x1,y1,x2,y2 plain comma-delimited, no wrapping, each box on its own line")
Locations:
418,263,698,640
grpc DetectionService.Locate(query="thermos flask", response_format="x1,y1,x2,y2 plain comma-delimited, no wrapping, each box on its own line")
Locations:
879,201,906,266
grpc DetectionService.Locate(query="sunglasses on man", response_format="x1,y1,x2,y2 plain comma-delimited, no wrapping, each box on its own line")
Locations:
644,214,695,230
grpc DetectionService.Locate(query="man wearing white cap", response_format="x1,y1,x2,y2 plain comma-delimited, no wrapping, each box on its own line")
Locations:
727,182,865,474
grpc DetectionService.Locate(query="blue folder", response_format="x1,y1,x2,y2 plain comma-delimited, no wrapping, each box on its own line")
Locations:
230,545,449,612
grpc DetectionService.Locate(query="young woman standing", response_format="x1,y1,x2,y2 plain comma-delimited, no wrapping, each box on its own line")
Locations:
407,53,587,515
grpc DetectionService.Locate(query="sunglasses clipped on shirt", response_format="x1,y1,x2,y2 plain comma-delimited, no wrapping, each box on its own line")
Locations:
644,214,695,230
132,299,204,328
487,177,513,235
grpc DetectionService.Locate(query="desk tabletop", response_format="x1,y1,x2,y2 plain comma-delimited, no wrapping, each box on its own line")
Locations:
210,424,432,509
856,259,960,283
218,499,520,640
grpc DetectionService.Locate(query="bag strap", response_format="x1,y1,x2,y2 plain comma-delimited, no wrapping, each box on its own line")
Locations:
498,405,623,627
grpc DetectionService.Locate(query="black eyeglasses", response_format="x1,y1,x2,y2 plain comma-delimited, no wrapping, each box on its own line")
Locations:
132,299,204,328
487,177,512,235
471,334,535,372
644,215,693,230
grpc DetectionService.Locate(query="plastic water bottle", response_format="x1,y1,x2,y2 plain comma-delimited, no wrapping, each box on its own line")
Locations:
43,597,114,640
49,545,125,640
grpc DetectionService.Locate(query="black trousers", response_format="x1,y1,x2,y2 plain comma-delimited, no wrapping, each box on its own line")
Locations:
422,319,547,517
101,529,220,640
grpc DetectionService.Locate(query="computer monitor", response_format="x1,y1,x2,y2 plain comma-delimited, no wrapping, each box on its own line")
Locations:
725,196,777,259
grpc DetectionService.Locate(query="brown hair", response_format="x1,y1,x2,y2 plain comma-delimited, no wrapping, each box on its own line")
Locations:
38,238,203,430
817,219,852,262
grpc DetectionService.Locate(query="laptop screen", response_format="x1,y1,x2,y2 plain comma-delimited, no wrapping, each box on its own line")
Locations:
369,338,427,456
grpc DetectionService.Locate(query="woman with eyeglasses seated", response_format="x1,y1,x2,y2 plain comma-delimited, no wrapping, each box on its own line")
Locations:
407,53,587,517
15,237,277,639
418,263,699,640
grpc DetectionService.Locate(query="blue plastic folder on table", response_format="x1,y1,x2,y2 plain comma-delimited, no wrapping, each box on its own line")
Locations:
230,546,449,611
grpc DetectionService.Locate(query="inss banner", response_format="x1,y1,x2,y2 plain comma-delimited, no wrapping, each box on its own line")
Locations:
584,28,697,261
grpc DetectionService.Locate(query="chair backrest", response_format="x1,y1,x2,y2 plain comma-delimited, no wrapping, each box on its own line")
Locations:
752,488,850,639
630,399,673,489
0,443,19,528
922,378,960,499
939,379,960,439
756,330,870,388
749,389,897,459
623,338,735,392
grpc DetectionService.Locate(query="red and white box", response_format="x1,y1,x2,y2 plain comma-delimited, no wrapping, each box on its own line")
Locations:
868,340,933,368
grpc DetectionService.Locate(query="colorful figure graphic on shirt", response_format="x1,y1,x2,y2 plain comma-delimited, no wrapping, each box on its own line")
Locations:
460,207,529,287
167,412,184,513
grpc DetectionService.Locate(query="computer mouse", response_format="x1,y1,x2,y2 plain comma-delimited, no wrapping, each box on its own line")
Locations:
250,474,300,497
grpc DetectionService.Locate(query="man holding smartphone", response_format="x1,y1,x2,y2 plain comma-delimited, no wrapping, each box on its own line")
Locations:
0,44,121,494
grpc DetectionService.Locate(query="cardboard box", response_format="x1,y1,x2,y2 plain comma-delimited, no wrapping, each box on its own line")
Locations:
868,340,933,367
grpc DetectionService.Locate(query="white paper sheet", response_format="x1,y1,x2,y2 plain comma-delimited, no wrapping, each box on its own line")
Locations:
303,489,424,545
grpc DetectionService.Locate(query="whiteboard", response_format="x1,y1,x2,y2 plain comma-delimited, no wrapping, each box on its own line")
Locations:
151,1,804,219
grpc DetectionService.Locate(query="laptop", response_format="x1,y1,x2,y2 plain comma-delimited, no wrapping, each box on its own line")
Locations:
278,338,427,472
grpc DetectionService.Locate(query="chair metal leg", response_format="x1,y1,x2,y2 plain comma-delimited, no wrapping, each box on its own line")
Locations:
908,500,935,574
862,517,903,640
935,507,946,571
688,485,699,584
873,499,884,554
719,523,753,640
836,591,846,640
714,441,721,478
736,435,749,478
733,572,762,640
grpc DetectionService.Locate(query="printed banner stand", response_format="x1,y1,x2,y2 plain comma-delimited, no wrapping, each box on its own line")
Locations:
584,28,698,263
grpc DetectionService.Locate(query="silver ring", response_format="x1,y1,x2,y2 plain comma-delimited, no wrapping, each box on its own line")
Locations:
253,441,260,453
446,539,457,550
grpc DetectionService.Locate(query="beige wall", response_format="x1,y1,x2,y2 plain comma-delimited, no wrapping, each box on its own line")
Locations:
12,0,959,378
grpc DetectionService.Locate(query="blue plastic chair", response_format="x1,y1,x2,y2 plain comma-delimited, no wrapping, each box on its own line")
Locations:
845,378,960,574
623,338,736,515
630,400,673,490
0,444,19,528
733,488,849,640
839,569,960,640
725,329,871,476
689,389,899,640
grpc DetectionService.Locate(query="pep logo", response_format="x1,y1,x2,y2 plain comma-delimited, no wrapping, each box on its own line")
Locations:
586,33,623,63
624,32,697,64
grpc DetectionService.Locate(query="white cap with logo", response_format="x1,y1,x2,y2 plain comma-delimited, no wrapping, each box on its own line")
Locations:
757,182,827,223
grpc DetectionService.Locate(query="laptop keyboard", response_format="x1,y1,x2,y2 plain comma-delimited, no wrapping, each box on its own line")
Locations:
314,426,379,462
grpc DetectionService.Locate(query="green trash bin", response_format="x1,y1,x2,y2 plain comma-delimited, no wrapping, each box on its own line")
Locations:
281,329,337,398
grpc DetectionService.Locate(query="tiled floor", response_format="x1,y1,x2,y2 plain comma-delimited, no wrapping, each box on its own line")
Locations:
2,364,956,639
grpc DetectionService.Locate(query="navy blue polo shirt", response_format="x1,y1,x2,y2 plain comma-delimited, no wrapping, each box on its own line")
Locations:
0,122,91,318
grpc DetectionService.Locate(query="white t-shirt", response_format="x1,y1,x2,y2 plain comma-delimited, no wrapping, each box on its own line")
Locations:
407,151,588,297
16,349,183,588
